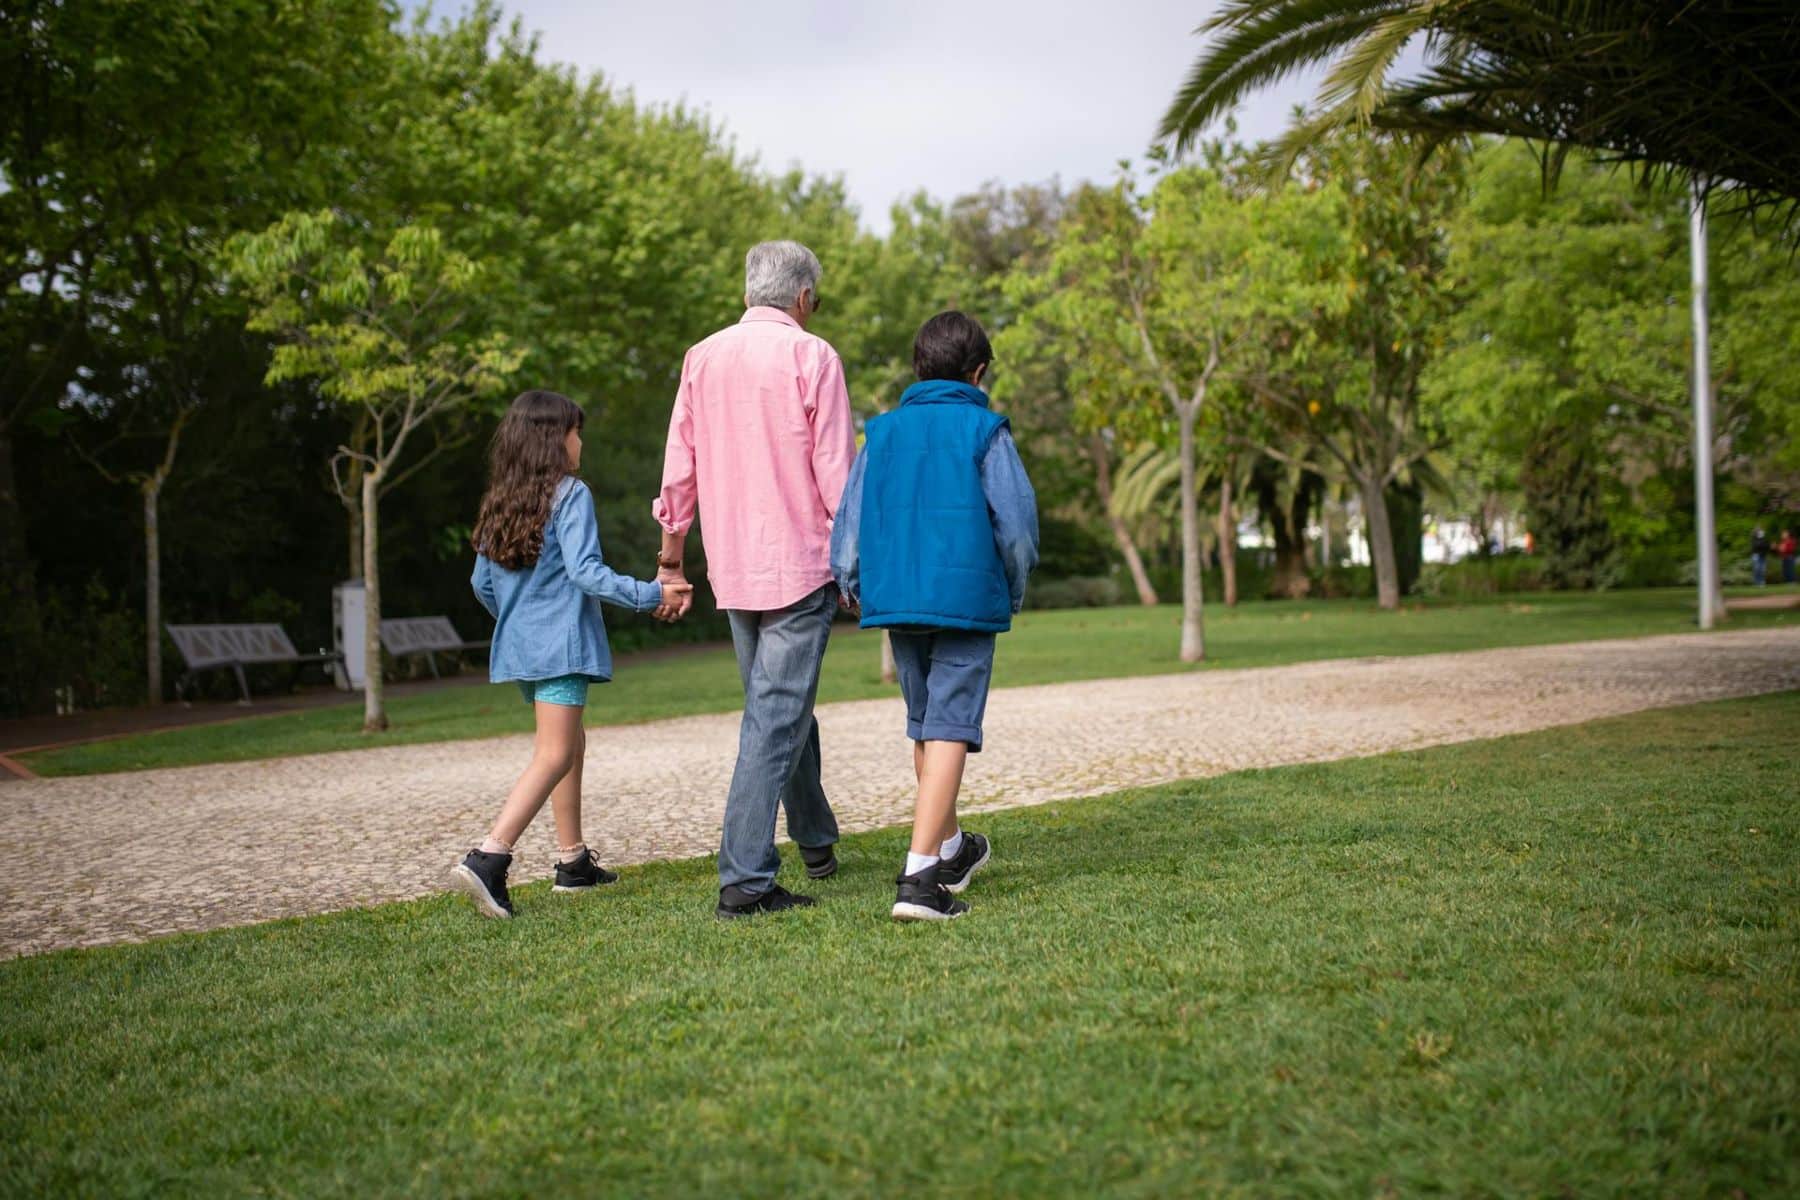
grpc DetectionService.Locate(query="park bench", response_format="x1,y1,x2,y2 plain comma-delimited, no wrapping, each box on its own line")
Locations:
379,616,490,679
165,623,344,705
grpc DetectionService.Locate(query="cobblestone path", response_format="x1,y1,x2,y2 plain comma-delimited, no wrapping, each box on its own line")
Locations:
4,628,1796,957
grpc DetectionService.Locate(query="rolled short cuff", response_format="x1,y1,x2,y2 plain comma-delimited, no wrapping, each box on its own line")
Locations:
906,719,984,753
650,496,695,536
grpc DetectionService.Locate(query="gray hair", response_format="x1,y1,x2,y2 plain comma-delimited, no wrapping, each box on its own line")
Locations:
743,240,822,309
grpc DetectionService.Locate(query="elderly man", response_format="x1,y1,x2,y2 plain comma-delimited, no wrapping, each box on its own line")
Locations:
654,241,856,918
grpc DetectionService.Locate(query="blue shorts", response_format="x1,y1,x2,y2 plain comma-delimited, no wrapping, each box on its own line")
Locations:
887,629,996,752
517,674,595,707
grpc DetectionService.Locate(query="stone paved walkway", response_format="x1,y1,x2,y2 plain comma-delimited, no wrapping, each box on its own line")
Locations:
3,628,1796,958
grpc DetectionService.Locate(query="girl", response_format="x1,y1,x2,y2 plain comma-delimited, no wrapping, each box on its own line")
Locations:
451,389,689,919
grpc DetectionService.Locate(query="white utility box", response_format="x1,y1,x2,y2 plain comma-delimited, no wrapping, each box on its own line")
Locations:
332,579,367,689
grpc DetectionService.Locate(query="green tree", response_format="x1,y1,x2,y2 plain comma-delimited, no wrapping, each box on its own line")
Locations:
0,0,387,711
229,213,522,732
1008,158,1334,658
1430,140,1800,587
1242,132,1467,609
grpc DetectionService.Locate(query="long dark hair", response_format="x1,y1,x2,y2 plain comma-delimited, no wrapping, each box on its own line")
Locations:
472,389,583,569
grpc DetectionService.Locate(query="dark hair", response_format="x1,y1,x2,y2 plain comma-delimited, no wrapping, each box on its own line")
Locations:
912,310,992,382
471,390,583,569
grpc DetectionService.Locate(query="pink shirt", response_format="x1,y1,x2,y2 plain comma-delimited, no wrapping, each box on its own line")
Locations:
653,307,857,611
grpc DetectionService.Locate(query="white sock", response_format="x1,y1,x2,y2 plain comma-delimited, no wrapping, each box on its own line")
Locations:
939,830,964,860
558,842,588,864
904,851,939,878
478,836,512,856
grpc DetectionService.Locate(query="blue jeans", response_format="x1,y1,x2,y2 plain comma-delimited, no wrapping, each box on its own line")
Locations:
1753,553,1768,586
718,583,841,895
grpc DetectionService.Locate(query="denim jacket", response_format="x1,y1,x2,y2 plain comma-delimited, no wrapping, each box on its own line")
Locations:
472,477,663,683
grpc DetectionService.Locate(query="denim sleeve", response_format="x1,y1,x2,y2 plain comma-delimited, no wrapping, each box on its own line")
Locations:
556,482,663,612
981,428,1040,614
471,556,499,619
829,448,867,603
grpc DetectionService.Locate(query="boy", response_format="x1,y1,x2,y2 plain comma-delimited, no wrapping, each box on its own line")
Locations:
830,311,1040,921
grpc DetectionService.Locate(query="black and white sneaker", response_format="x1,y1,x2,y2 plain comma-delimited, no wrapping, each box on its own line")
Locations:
553,848,619,892
935,831,990,895
799,843,839,879
715,883,817,919
891,866,969,922
451,848,514,919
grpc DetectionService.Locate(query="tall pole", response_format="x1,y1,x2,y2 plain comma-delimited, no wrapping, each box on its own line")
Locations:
1689,177,1720,630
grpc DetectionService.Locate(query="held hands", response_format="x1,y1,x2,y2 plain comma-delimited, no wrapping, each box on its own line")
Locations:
653,563,694,623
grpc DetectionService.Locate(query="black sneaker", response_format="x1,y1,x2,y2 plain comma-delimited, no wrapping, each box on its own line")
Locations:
554,848,619,892
799,843,839,879
935,831,990,895
451,848,513,919
891,865,969,922
715,883,817,919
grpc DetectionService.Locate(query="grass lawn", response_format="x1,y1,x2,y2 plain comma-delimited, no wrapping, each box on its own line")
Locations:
20,586,1796,777
3,693,1796,1196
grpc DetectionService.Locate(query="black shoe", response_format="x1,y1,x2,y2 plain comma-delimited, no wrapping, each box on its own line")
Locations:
935,831,990,895
553,848,619,892
891,865,969,922
451,848,514,919
799,843,839,880
715,883,817,919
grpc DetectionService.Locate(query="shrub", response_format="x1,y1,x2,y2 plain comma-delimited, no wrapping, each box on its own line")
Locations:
1309,564,1374,599
1025,574,1123,610
1415,556,1549,598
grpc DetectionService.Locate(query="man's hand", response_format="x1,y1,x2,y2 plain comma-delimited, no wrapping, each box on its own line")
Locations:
838,589,861,618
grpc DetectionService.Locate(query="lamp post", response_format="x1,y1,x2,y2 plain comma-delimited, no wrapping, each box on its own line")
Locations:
1689,177,1720,629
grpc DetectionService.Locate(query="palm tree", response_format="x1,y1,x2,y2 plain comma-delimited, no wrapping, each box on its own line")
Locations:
1159,1,1800,215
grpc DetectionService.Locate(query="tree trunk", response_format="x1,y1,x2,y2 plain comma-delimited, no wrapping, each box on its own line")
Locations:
879,629,896,684
1359,472,1401,610
143,481,163,706
1217,474,1238,608
361,468,387,732
1177,405,1205,662
0,421,48,713
344,455,365,581
345,491,363,581
1089,437,1157,606
342,410,370,579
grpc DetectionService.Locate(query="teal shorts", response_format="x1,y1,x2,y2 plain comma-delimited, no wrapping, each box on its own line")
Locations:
517,674,594,707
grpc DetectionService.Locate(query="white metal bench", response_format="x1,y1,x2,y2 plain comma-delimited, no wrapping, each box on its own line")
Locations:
379,616,490,679
166,623,344,705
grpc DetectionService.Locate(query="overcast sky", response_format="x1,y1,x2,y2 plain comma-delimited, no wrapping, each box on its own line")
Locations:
477,0,1321,232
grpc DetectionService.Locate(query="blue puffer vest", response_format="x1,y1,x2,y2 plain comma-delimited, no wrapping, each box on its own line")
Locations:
859,379,1012,633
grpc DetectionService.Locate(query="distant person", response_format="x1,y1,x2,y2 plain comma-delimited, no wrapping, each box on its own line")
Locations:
653,240,855,919
1751,526,1771,586
451,390,688,920
1779,528,1797,585
830,311,1040,921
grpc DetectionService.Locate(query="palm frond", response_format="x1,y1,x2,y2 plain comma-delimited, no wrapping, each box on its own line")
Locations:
1158,0,1408,152
1161,0,1800,220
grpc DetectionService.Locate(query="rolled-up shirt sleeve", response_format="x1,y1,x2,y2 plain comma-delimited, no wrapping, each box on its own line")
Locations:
652,355,698,534
981,428,1040,614
560,483,664,612
807,352,856,519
